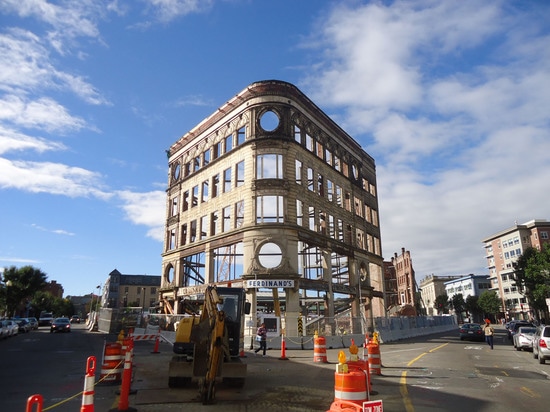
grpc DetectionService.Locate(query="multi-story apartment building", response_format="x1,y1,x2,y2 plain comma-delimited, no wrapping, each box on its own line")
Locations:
160,80,384,336
418,274,461,316
102,269,160,309
482,219,550,320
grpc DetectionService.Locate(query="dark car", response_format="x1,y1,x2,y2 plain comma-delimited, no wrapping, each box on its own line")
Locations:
459,323,484,341
70,315,81,324
50,317,71,333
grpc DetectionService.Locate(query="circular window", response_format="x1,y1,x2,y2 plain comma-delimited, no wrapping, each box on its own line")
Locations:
258,242,282,269
166,266,174,283
172,163,181,181
259,110,280,132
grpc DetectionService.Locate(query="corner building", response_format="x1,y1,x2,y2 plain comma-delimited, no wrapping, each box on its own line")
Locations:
161,80,384,337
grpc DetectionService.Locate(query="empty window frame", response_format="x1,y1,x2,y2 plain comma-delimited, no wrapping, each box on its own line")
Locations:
236,126,246,146
222,205,231,232
307,167,314,192
354,196,363,217
295,159,302,185
183,191,189,212
256,154,283,179
327,179,333,202
181,223,187,246
201,180,209,203
294,125,302,144
235,200,244,228
225,134,233,153
325,148,333,166
212,174,220,198
171,197,178,216
315,141,324,159
213,242,244,282
236,161,245,187
193,155,201,173
182,252,206,286
210,211,218,236
331,253,349,285
297,241,323,280
213,141,223,160
296,199,303,226
317,173,324,196
169,228,176,250
335,185,342,207
200,215,208,240
203,148,211,166
256,195,284,223
223,168,232,193
192,186,199,207
306,134,314,152
334,155,341,172
308,206,315,230
190,220,197,243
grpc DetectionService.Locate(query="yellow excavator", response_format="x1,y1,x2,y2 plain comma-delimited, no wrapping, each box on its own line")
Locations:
168,285,250,404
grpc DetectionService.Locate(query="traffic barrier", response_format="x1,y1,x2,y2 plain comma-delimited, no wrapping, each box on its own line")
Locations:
109,339,137,412
81,356,96,412
100,342,123,383
279,334,288,360
347,359,372,395
26,394,43,412
367,341,381,376
326,399,364,412
330,370,368,408
314,336,328,363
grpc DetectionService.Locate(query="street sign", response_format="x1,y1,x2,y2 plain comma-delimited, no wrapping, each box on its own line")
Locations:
363,400,383,412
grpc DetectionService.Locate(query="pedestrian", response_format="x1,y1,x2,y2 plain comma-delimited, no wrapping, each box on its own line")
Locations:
483,320,494,350
254,323,267,356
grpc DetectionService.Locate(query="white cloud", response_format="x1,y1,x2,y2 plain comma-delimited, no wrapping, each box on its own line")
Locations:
302,0,550,276
117,190,166,241
0,158,111,199
0,126,66,155
143,0,213,23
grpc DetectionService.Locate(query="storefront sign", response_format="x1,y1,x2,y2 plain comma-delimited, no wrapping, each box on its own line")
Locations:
246,279,294,288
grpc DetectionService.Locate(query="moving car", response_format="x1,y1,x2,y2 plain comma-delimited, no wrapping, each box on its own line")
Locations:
50,317,71,333
533,325,550,364
39,312,54,327
70,315,81,324
459,323,484,342
513,326,536,351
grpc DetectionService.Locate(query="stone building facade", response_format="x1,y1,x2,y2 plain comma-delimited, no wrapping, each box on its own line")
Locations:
160,80,384,336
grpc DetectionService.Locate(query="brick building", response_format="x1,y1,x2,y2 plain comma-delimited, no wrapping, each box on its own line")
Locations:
160,80,384,335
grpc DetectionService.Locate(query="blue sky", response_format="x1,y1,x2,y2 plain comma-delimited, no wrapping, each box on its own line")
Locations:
1,0,549,297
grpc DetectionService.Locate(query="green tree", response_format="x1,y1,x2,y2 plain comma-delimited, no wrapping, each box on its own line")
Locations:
513,245,550,321
477,291,501,320
2,265,48,317
451,293,466,322
434,294,449,314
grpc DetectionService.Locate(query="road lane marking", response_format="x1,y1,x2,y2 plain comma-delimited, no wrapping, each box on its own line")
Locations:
520,387,540,398
400,343,449,412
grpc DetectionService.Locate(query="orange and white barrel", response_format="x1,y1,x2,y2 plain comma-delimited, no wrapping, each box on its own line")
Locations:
100,342,123,383
367,342,381,375
347,359,372,394
313,336,328,363
333,370,368,406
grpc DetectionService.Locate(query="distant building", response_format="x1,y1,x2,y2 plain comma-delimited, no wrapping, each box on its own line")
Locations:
102,269,161,309
383,261,398,310
418,274,462,315
482,219,550,320
392,248,416,307
44,280,64,298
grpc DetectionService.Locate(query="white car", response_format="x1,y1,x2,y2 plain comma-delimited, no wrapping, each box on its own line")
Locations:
2,320,19,337
513,326,537,351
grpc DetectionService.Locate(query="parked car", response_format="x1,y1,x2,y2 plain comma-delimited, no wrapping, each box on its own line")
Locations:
39,312,54,327
70,315,81,324
26,317,39,330
533,325,550,364
2,320,19,337
508,321,534,341
459,323,484,341
50,317,71,333
15,318,32,333
1,320,9,339
513,326,536,351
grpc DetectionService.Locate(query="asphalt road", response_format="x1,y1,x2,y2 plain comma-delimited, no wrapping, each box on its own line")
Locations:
1,323,548,412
